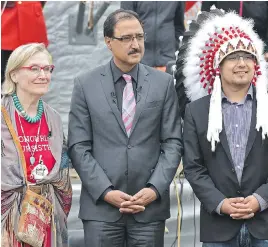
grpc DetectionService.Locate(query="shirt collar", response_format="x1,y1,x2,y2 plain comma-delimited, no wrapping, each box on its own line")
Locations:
221,84,253,105
110,59,138,84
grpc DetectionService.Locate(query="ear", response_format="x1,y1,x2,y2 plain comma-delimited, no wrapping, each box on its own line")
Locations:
105,37,112,51
10,71,18,83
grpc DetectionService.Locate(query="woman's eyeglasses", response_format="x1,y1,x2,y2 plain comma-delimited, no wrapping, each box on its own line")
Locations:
20,65,55,74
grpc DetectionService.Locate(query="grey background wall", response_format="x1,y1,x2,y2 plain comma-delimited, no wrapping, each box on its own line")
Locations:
43,1,121,136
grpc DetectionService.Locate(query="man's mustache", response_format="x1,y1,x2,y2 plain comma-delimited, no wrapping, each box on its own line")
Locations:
128,49,140,55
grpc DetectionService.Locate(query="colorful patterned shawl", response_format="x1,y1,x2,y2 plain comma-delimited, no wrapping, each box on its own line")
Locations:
1,96,72,247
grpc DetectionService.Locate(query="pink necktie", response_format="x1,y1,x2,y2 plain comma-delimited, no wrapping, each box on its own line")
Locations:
122,74,136,137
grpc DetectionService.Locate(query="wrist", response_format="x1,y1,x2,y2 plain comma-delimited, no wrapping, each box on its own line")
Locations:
102,187,113,201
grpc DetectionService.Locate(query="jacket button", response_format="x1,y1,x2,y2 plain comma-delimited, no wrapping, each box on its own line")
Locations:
125,171,128,176
127,145,132,149
237,190,241,194
232,168,235,173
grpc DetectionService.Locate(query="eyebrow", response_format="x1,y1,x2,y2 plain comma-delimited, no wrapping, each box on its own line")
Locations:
228,53,252,57
120,33,144,36
26,63,50,66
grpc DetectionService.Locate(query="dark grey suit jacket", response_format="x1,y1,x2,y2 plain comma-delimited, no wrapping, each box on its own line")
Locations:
183,94,268,242
68,62,183,223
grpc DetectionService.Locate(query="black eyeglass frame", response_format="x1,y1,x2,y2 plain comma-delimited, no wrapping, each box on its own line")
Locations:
111,33,147,43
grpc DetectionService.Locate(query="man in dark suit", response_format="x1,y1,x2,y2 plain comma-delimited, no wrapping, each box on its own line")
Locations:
181,10,268,246
68,9,183,247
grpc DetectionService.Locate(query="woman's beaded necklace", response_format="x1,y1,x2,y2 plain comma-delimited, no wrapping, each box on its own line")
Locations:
12,93,44,123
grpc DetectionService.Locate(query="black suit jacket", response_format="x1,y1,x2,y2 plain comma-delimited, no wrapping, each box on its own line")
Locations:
183,94,268,242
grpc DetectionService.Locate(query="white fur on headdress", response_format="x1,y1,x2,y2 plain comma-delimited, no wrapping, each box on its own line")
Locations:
183,11,268,151
207,74,222,151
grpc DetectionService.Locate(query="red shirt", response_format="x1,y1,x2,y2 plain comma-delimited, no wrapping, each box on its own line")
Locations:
15,112,55,183
15,111,53,247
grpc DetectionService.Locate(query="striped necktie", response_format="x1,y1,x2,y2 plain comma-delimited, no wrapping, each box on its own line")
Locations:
122,74,136,137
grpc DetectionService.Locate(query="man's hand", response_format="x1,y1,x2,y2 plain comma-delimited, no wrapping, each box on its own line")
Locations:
119,204,146,214
230,195,260,220
131,187,157,206
120,187,157,214
104,190,132,208
104,190,145,214
220,197,254,220
244,195,261,213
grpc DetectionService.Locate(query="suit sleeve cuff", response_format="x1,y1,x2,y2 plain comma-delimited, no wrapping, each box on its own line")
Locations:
215,199,225,215
147,184,160,200
100,187,113,201
253,193,268,212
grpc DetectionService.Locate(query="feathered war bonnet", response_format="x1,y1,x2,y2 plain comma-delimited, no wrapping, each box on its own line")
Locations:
183,8,268,151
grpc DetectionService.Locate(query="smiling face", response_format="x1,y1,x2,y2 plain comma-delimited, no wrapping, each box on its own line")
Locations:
11,52,52,98
219,51,256,89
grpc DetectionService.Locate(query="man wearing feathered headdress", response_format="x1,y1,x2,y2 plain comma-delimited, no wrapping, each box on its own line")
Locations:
180,7,268,246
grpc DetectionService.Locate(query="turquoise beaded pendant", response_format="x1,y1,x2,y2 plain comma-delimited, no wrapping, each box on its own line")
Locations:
30,156,36,165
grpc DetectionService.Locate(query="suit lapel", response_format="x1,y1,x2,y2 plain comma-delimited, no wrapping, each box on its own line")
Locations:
219,126,235,167
100,63,127,136
219,109,239,185
244,96,257,161
129,64,149,137
206,93,234,167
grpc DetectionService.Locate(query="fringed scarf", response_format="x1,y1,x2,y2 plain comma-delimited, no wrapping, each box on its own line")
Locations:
1,96,72,247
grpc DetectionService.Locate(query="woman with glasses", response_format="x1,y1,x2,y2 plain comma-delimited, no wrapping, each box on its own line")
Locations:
1,43,72,247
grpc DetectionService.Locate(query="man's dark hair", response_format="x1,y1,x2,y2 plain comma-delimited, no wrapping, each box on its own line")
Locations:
103,9,143,38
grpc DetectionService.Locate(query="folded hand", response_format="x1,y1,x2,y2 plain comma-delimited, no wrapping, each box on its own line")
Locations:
230,195,260,219
221,197,254,220
120,188,157,214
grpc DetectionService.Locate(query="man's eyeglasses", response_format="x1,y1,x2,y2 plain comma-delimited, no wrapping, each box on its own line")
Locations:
112,33,146,43
225,53,256,63
20,65,55,74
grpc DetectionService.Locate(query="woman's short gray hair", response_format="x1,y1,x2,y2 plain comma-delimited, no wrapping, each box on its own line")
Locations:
2,43,52,96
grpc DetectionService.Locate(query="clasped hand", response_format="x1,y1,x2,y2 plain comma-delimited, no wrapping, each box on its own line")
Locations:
104,188,157,214
221,195,260,220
